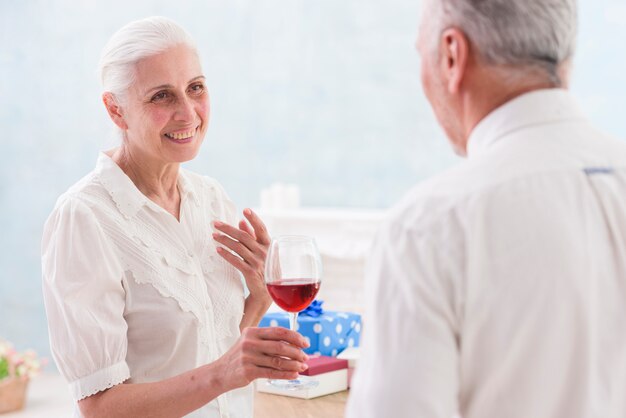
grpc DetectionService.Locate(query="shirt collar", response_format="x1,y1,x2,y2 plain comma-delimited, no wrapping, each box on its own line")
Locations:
95,152,199,219
466,88,587,158
177,169,200,207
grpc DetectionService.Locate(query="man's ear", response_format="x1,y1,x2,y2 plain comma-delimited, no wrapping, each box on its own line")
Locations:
439,27,469,94
102,93,128,130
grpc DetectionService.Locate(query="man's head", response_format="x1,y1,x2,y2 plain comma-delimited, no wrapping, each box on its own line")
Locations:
417,0,577,155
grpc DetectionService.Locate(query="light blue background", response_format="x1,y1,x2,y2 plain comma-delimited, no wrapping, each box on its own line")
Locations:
1,0,624,364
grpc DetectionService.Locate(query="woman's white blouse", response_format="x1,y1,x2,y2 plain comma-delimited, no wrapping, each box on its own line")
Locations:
42,152,252,418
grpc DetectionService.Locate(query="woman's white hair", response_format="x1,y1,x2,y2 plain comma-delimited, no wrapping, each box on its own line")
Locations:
98,16,197,102
425,0,577,86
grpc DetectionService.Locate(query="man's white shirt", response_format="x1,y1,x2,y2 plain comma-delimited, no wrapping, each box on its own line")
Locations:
347,89,626,418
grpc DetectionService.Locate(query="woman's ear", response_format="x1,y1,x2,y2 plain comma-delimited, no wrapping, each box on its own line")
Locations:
102,93,128,130
439,27,470,94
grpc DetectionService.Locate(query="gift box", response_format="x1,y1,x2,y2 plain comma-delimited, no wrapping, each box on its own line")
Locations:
256,355,348,399
259,301,361,356
300,355,348,376
337,347,360,388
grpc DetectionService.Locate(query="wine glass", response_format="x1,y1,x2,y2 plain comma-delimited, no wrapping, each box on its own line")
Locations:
265,235,322,390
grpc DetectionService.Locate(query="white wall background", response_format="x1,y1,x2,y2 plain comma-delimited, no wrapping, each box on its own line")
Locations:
0,0,624,363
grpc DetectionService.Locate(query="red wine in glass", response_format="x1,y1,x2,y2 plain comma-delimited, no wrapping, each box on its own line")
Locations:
267,279,321,312
265,235,323,390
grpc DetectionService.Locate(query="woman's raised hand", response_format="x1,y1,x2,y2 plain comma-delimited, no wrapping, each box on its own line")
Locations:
212,208,271,300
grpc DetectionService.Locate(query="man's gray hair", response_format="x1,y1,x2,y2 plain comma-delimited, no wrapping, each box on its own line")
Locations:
98,16,197,102
427,0,577,85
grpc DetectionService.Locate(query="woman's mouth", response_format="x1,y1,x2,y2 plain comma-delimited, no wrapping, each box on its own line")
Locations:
164,127,199,143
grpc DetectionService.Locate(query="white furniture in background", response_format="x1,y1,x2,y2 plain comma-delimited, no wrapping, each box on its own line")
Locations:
258,207,387,314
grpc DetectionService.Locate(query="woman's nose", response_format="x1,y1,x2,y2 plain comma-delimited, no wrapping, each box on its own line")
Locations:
174,96,196,122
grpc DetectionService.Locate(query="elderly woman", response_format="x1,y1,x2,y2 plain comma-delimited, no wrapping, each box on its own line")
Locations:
42,16,308,418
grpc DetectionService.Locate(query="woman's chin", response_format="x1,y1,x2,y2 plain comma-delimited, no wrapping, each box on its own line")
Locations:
171,149,201,164
162,136,203,162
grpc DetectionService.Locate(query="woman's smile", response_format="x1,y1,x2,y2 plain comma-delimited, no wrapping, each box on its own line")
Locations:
163,125,200,143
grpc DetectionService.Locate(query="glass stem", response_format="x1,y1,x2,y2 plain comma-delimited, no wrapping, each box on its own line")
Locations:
289,312,298,332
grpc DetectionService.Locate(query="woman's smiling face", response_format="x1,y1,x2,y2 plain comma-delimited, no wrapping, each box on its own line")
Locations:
119,43,210,165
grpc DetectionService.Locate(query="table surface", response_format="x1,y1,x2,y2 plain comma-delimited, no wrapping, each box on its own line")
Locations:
255,391,348,418
4,373,349,418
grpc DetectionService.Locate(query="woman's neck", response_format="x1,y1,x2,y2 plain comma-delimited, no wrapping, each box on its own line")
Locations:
110,145,182,220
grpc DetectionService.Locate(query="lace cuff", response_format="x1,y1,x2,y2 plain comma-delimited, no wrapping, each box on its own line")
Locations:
70,361,131,401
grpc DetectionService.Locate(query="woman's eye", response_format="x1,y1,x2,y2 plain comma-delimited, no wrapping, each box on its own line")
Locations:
189,84,205,95
151,91,169,102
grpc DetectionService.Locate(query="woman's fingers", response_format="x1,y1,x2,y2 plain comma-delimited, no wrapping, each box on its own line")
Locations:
257,355,308,373
241,340,308,372
212,211,271,291
212,209,269,256
215,246,252,276
239,219,256,239
257,367,300,381
213,232,254,262
243,208,271,246
253,326,310,349
213,219,266,265
212,211,271,276
213,221,257,252
242,331,309,373
257,339,309,363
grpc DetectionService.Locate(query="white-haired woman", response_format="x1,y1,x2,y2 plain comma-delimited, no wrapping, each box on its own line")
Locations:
42,16,309,418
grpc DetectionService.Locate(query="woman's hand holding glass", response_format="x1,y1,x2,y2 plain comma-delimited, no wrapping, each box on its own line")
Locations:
213,327,310,392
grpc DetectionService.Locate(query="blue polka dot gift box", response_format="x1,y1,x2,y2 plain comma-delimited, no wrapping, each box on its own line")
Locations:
259,300,362,356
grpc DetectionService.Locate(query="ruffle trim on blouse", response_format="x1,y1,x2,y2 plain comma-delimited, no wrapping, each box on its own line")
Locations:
131,222,198,276
202,178,237,227
125,262,215,348
95,172,147,220
177,170,201,208
71,361,130,401
197,179,237,277
200,239,219,280
95,168,241,347
123,207,239,342
198,179,244,340
201,251,245,340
